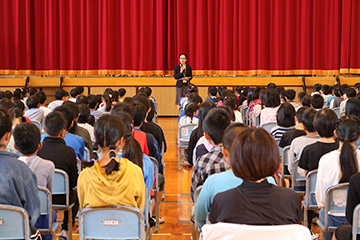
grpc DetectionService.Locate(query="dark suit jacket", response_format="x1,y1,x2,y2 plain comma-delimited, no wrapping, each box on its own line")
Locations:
174,64,193,87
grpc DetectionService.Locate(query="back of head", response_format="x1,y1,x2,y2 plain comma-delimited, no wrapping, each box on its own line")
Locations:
276,102,296,127
314,83,322,92
184,102,198,119
301,95,311,107
217,86,227,97
321,84,332,95
118,88,126,97
297,91,307,102
111,102,135,119
203,108,231,144
285,89,296,100
354,83,360,91
0,98,14,111
88,94,100,109
13,88,22,100
280,90,287,103
295,106,308,124
78,104,90,124
196,101,216,138
13,100,25,112
53,106,73,131
0,109,13,140
103,90,115,112
311,94,324,109
264,89,280,108
267,82,277,90
313,109,338,138
340,84,349,96
70,88,78,98
62,101,81,122
35,91,47,105
146,100,156,122
54,88,68,100
186,84,198,96
76,95,88,105
222,123,247,150
45,111,68,136
275,86,285,95
223,95,238,110
133,102,147,127
208,86,217,97
5,90,13,100
336,116,360,183
13,122,40,155
133,94,151,112
75,86,84,95
188,93,203,105
344,87,356,98
29,88,38,96
138,87,152,97
230,128,280,182
345,98,360,118
26,95,40,109
300,108,317,133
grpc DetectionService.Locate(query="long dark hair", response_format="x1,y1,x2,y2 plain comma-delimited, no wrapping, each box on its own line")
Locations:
336,116,360,183
195,101,216,139
103,89,115,112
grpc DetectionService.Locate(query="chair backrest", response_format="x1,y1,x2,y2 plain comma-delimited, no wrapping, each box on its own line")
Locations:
260,122,277,134
201,223,311,240
194,185,203,204
243,107,249,124
178,123,197,146
37,187,52,231
305,170,318,209
276,139,283,157
333,107,340,118
78,206,145,240
255,114,260,127
52,169,70,208
324,183,349,230
84,147,90,162
352,204,360,240
0,204,30,240
31,120,41,131
291,159,306,190
281,146,290,176
248,111,254,126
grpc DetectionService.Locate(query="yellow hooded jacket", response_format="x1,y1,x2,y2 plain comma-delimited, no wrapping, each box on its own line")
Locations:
77,157,145,212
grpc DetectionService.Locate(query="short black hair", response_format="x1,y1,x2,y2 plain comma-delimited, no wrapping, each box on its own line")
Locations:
267,83,277,90
70,88,78,98
111,102,135,119
223,95,238,110
311,94,324,109
179,53,187,59
88,94,100,109
321,84,332,95
208,86,217,97
133,95,151,111
340,84,349,96
35,91,47,104
26,95,40,109
185,84,198,96
78,104,90,124
300,108,317,133
53,106,73,131
54,88,68,100
13,123,40,155
285,89,296,100
344,88,356,98
138,87,152,97
0,98,14,111
0,109,13,139
133,102,147,127
313,109,338,138
29,88,37,96
44,111,68,136
345,98,360,118
295,106,308,123
188,93,203,104
354,83,360,91
276,103,296,127
13,100,25,112
313,83,322,92
333,85,341,97
118,88,126,97
76,95,88,105
203,108,231,144
13,88,22,100
263,89,280,108
301,95,311,107
5,90,12,100
297,91,307,102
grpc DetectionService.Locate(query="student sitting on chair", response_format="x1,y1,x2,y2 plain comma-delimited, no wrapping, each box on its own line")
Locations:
310,94,325,110
24,95,44,124
279,106,307,148
270,102,296,141
179,102,199,127
260,89,280,125
47,88,69,111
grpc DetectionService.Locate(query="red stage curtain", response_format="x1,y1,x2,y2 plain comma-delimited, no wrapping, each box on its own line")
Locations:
0,0,360,76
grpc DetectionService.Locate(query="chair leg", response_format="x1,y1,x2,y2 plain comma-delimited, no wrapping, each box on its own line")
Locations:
154,190,159,233
177,148,181,171
303,208,308,227
320,230,324,240
68,209,72,240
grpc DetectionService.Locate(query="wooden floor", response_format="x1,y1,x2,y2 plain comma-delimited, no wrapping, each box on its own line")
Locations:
55,117,321,240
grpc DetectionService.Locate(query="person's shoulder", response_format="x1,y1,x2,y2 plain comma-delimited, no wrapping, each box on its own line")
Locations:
38,156,55,168
350,172,360,184
121,157,143,175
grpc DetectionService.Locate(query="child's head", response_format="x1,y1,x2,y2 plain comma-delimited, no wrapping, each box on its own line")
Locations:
203,108,231,145
321,85,332,95
340,84,349,96
285,89,296,101
223,95,238,111
132,102,147,127
0,109,13,146
230,128,279,182
185,84,198,97
208,86,217,97
336,116,360,183
88,94,100,110
94,115,126,175
223,123,247,153
313,83,322,92
217,86,227,97
118,88,126,98
138,87,152,98
29,88,38,96
70,87,81,98
267,83,276,90
188,93,203,105
333,85,341,97
313,109,338,138
111,102,135,119
184,102,198,120
263,89,280,108
300,108,317,133
345,98,360,118
297,91,307,103
35,91,47,105
0,98,14,111
354,83,360,93
133,95,151,112
295,106,308,125
343,87,356,99
78,104,91,124
5,90,13,100
54,88,69,101
103,90,115,112
310,94,324,109
301,95,311,107
13,88,22,100
26,95,40,109
276,103,296,127
76,95,88,105
44,111,68,137
13,122,40,156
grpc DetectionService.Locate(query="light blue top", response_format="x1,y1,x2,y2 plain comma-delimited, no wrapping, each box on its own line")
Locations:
194,171,276,230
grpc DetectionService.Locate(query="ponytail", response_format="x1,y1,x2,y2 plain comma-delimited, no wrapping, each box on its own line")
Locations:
103,144,120,175
122,135,143,170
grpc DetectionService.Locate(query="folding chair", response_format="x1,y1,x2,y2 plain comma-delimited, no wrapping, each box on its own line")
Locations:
280,146,291,186
201,223,312,240
78,206,145,240
243,107,249,125
177,123,197,170
333,107,340,118
194,185,203,204
83,147,90,162
0,204,30,240
260,122,277,134
149,157,160,233
52,169,75,240
38,186,59,240
317,183,349,239
352,203,360,240
255,114,260,127
31,120,41,131
144,187,152,240
291,160,305,196
303,170,319,227
276,139,283,158
248,111,254,126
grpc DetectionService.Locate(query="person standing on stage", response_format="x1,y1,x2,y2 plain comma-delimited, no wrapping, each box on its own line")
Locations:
174,53,193,106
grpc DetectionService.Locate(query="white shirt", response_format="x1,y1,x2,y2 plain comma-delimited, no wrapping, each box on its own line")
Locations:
315,149,360,214
260,107,279,125
179,116,198,128
48,100,64,111
234,111,243,123
40,106,51,118
78,123,95,142
339,99,348,116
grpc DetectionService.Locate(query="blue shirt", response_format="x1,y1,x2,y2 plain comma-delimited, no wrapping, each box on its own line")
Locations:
0,150,40,229
194,171,276,230
41,132,84,160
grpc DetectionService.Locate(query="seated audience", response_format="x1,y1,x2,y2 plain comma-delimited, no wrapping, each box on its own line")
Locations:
88,94,102,121
24,95,44,123
191,108,231,200
312,83,322,96
301,94,312,107
118,88,126,102
270,102,296,140
285,89,300,109
179,102,199,127
340,87,356,116
77,104,95,143
37,111,79,240
205,86,218,102
279,106,307,148
321,84,334,107
178,92,203,122
330,84,344,109
48,88,69,111
260,89,280,125
315,116,360,240
208,127,302,225
223,94,243,123
310,94,325,110
35,91,51,118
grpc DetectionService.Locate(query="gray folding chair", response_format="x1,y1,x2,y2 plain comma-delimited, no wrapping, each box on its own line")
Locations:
255,114,260,127
303,170,319,227
83,147,90,162
352,203,360,240
260,122,277,134
333,107,340,118
243,107,249,125
317,183,349,239
0,204,30,240
52,169,75,240
177,123,197,170
291,160,305,196
78,206,145,240
38,186,59,240
149,157,160,233
280,146,291,186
